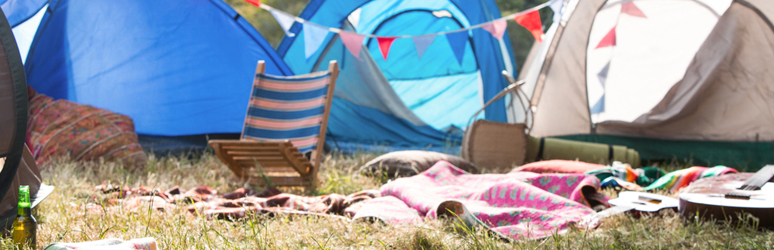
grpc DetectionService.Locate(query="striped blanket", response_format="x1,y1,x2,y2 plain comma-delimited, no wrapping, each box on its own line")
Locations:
643,166,737,192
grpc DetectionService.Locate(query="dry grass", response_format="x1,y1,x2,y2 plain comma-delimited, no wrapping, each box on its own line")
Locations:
1,152,773,249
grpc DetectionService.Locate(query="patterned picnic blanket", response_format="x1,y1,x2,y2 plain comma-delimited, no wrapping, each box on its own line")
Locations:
353,161,608,240
26,88,147,167
91,161,607,241
90,183,380,220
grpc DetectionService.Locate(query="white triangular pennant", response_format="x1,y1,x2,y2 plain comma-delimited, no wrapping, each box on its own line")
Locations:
549,0,564,24
270,9,296,37
303,23,330,60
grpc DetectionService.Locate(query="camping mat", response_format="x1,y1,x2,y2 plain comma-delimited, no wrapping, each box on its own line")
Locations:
354,161,608,241
26,91,147,166
89,183,381,220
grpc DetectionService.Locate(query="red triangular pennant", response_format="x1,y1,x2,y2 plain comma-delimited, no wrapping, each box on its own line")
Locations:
244,0,260,7
514,10,543,42
595,27,616,49
621,2,646,18
377,36,398,60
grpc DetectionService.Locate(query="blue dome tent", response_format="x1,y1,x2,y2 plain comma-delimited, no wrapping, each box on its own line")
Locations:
23,0,294,153
278,0,517,152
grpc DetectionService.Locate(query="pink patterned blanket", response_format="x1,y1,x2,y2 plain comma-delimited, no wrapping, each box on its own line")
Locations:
353,161,608,240
90,161,608,241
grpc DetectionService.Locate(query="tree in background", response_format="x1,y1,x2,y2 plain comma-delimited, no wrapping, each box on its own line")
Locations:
224,0,551,72
223,0,310,48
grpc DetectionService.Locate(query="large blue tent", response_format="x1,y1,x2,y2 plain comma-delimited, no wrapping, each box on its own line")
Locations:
24,0,293,138
17,0,516,154
278,0,516,152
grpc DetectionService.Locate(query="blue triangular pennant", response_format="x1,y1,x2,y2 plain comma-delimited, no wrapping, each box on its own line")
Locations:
270,9,296,37
549,0,564,24
591,95,605,114
303,23,330,60
412,35,436,60
445,31,469,65
597,62,610,87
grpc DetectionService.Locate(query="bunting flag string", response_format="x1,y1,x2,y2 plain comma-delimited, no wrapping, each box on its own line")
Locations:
340,31,366,59
255,0,562,60
621,2,647,18
269,9,296,37
257,0,556,39
481,19,508,40
245,0,260,7
549,0,564,24
303,23,330,59
412,35,436,59
377,37,397,60
446,32,470,65
591,1,649,115
514,10,544,42
595,27,616,49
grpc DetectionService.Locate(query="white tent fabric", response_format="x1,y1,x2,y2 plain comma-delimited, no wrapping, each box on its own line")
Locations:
11,4,45,64
520,0,774,143
587,0,731,123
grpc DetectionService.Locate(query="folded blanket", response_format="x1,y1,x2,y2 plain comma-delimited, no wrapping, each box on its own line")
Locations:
354,161,609,241
589,164,737,193
643,166,737,192
26,89,147,167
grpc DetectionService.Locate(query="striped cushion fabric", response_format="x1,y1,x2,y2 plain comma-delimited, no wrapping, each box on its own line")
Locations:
243,71,331,153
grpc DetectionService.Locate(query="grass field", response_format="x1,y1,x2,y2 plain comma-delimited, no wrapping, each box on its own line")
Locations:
2,152,774,249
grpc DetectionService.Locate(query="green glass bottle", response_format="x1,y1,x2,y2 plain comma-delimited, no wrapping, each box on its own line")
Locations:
12,185,36,249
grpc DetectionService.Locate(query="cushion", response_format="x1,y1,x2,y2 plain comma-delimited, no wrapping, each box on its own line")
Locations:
511,160,606,174
359,150,478,178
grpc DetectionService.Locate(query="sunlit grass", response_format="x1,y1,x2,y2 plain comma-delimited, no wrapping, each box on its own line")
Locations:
1,152,772,249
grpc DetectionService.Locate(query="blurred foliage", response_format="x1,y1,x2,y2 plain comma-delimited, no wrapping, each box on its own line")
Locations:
224,0,551,72
223,0,310,49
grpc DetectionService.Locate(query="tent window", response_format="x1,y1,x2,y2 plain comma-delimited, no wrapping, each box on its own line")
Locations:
365,10,477,80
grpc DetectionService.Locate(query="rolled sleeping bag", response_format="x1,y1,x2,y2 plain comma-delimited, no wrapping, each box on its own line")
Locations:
526,135,640,168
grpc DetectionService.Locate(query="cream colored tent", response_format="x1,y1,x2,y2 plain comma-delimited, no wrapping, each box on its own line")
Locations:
513,0,774,169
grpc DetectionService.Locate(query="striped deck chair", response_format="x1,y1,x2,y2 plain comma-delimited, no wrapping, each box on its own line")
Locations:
209,60,338,189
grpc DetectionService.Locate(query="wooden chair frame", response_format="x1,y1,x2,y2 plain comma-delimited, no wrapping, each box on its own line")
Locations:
209,60,338,189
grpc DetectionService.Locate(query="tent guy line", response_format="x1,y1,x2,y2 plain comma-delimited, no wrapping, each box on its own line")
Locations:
252,0,556,39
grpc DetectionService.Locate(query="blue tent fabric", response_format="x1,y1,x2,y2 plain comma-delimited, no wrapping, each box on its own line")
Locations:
0,0,46,27
278,0,514,152
24,0,293,136
317,28,461,152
